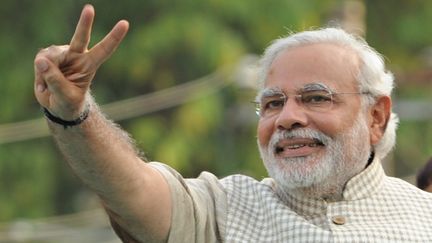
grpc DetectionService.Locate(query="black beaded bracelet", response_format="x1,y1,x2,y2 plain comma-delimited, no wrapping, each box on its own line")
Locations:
42,105,90,129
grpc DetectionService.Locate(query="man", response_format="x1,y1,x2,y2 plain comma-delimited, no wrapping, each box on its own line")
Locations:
34,5,432,243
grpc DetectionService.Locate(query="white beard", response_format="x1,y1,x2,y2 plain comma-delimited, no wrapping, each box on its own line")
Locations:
258,113,372,200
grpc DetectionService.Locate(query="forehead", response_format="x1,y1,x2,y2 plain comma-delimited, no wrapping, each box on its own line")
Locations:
265,43,360,91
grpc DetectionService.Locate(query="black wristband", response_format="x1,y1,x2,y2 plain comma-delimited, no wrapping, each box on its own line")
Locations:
42,105,90,129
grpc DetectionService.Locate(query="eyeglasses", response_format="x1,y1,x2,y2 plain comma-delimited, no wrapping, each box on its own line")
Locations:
254,87,370,118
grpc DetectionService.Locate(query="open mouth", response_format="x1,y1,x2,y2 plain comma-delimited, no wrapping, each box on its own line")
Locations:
275,138,325,154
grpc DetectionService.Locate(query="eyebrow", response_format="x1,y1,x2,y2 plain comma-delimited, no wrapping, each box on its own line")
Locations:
302,82,333,92
256,82,335,100
255,87,284,102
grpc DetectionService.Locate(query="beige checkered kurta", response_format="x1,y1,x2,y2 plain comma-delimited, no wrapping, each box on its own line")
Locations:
146,158,432,242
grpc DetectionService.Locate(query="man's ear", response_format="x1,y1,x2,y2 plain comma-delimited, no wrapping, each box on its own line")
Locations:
369,96,392,145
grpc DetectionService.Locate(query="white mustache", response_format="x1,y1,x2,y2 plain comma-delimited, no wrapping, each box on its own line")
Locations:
269,128,332,149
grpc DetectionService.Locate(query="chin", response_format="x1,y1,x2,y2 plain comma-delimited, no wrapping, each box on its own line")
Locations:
263,153,333,189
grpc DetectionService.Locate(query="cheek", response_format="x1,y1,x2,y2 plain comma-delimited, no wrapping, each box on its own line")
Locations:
257,119,274,147
319,122,344,138
317,111,361,138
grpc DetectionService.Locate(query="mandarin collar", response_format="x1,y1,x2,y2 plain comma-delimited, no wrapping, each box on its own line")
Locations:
268,157,385,218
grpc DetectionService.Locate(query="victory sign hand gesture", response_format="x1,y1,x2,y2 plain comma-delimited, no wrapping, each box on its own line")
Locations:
34,4,129,120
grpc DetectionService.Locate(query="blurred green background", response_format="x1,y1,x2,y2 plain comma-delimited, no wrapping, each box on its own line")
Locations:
0,0,431,241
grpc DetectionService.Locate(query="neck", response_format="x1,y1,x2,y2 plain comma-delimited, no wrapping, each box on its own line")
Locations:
277,178,346,202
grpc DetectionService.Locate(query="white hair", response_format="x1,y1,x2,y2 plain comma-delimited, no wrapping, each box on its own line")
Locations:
258,27,399,160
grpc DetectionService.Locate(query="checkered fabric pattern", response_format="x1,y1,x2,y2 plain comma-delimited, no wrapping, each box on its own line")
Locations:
147,159,432,243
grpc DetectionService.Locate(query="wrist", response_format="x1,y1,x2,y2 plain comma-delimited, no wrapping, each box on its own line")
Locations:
43,103,91,129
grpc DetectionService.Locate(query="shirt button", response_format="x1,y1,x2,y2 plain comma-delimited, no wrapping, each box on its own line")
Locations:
331,215,346,225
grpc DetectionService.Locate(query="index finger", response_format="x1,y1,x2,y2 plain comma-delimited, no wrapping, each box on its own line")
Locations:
69,4,95,53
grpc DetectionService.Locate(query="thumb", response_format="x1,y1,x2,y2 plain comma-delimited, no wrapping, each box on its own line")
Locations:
35,58,74,97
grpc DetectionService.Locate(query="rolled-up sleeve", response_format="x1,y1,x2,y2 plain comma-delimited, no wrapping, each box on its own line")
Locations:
149,162,227,243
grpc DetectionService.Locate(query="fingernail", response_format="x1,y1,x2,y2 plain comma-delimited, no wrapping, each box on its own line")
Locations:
37,84,46,92
36,59,48,72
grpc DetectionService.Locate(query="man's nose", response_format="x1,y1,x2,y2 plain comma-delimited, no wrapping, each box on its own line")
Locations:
275,99,308,130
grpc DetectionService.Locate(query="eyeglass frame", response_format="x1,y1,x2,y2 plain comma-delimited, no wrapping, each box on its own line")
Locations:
253,82,372,117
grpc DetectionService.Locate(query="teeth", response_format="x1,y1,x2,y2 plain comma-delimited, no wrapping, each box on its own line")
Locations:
287,144,306,149
275,141,323,153
286,143,320,149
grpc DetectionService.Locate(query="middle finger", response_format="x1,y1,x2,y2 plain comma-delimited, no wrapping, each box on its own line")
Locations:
69,4,95,53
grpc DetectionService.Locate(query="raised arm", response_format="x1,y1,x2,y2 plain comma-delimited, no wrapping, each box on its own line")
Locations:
34,5,171,242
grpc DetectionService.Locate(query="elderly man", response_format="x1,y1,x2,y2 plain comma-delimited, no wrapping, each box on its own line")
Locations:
34,5,432,243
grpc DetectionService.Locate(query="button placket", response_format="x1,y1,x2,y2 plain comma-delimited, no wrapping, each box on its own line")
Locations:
327,202,348,228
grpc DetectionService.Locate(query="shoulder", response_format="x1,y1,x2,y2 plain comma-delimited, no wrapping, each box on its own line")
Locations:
385,176,432,196
383,176,432,209
219,174,279,209
220,174,274,193
149,162,224,196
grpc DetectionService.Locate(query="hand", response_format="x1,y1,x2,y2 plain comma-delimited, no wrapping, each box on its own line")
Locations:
34,4,129,119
